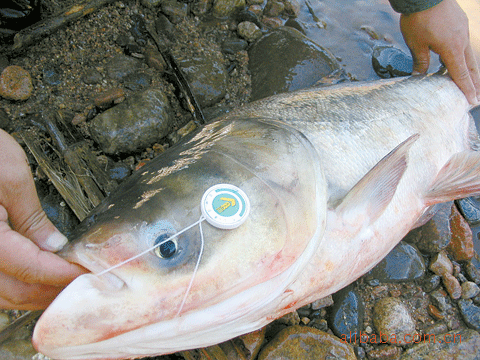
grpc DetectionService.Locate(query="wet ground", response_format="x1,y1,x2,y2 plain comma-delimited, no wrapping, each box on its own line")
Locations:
1,0,480,359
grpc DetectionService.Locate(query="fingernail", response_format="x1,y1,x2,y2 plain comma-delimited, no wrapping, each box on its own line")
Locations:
44,231,68,252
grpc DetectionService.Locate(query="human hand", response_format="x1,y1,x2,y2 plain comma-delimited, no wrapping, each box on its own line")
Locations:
0,129,86,310
400,0,480,104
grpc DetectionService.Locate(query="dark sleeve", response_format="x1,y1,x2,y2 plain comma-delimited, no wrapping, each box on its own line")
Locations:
388,0,444,14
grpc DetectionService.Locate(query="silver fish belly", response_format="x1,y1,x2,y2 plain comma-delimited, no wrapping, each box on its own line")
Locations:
33,74,480,360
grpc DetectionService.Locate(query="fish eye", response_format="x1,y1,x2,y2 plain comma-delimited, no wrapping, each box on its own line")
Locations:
153,234,177,259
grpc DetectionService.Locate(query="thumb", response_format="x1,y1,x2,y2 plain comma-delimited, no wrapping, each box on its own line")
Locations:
0,130,67,252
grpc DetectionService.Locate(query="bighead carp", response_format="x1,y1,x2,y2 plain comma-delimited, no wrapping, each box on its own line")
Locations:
33,74,480,359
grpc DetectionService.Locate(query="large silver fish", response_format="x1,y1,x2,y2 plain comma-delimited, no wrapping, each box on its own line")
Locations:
33,74,480,359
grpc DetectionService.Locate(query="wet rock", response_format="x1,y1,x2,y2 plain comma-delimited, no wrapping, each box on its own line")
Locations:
42,65,63,86
89,88,173,155
373,297,416,345
191,0,211,15
422,274,441,293
311,295,334,310
399,329,480,359
427,304,444,320
108,162,131,181
248,26,341,101
403,202,452,254
141,0,162,7
283,0,301,16
277,311,301,326
430,251,453,276
264,0,284,17
442,272,462,299
0,65,33,101
0,339,37,360
448,205,474,261
145,48,167,73
82,68,103,85
161,0,188,24
220,327,265,359
257,325,356,360
372,45,412,79
212,0,246,17
237,21,262,42
329,286,364,343
94,88,126,108
456,197,480,225
122,72,152,91
106,55,143,81
261,17,283,28
430,289,452,312
308,318,329,332
366,344,401,360
365,241,425,282
221,37,249,54
176,54,227,108
462,281,480,299
466,261,480,284
457,299,480,331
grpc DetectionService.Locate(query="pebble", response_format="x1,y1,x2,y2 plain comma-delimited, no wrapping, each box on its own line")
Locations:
42,65,63,86
160,0,188,24
0,65,33,101
140,0,162,7
448,205,474,261
466,261,480,284
429,251,453,276
366,344,401,360
404,202,452,254
458,299,480,331
248,27,341,101
219,327,265,359
82,68,104,85
427,304,444,320
372,297,416,345
212,0,246,17
176,53,227,108
237,21,263,42
329,286,364,343
121,72,152,91
456,197,480,225
0,339,37,360
311,295,334,310
371,45,412,78
257,325,356,360
144,48,167,73
399,329,480,359
221,37,249,54
442,272,462,299
422,274,441,293
264,0,285,17
106,55,143,81
365,241,425,282
0,312,9,332
430,289,452,312
0,108,10,130
94,88,126,108
89,88,174,154
283,0,301,16
462,281,480,299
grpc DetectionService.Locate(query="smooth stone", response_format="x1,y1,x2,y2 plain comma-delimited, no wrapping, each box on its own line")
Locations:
329,286,364,343
237,21,262,42
176,54,227,108
82,68,103,85
399,329,480,359
403,202,452,254
257,325,356,360
221,37,249,54
161,0,188,24
219,327,265,360
365,241,425,282
456,197,480,225
466,261,480,284
430,289,452,312
372,45,412,79
457,299,480,331
373,297,416,345
422,274,441,293
366,345,401,360
140,0,162,7
248,27,341,101
106,55,143,81
442,272,462,299
462,281,480,299
89,88,173,155
121,72,152,91
310,295,333,310
42,65,63,86
212,0,246,17
108,162,131,181
283,0,300,16
264,0,285,17
448,205,474,261
430,251,453,276
0,65,33,101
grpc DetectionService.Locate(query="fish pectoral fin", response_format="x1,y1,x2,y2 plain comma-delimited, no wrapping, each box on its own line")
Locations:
425,150,480,206
336,134,419,225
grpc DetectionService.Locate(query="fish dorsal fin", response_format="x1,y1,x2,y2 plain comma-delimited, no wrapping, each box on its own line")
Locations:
335,134,419,225
425,150,480,206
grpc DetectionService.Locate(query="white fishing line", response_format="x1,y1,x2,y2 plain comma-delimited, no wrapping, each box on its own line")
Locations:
95,216,206,276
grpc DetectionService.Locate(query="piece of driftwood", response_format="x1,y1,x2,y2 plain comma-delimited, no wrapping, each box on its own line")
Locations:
5,0,117,55
146,22,206,126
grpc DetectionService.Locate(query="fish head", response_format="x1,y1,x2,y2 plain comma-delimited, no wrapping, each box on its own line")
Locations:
33,118,327,359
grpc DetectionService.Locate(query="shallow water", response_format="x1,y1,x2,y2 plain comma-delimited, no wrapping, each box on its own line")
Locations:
297,0,480,81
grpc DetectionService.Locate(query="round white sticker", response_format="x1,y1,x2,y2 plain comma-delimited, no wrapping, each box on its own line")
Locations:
201,184,250,229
